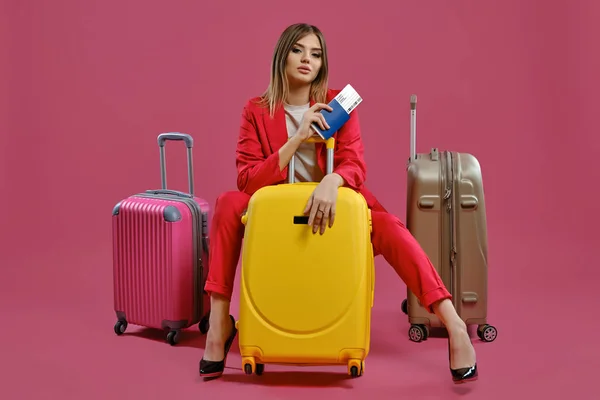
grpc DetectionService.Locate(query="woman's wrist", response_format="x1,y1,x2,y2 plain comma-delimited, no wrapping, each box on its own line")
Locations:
279,134,305,171
289,132,305,148
325,172,344,187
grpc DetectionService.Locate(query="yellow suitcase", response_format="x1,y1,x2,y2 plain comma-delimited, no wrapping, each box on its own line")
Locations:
237,137,375,377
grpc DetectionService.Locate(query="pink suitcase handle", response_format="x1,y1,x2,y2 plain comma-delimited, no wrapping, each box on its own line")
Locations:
158,133,194,148
157,132,195,196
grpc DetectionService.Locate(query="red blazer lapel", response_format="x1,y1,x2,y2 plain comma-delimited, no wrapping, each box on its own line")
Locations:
262,105,288,155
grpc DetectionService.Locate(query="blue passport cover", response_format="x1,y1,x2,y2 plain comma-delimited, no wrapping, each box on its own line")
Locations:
311,84,362,140
311,99,351,140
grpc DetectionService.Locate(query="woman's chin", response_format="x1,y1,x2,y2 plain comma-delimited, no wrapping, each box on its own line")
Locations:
289,74,315,87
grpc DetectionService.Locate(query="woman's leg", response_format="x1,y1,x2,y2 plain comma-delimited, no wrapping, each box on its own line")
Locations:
201,191,250,363
370,210,477,377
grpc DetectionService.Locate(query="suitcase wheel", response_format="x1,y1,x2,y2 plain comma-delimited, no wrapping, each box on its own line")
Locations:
255,364,264,376
114,320,128,336
347,359,364,378
408,324,429,342
166,330,181,346
242,357,264,376
477,324,498,342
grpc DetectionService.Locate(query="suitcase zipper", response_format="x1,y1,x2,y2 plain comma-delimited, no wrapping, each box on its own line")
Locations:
446,152,459,310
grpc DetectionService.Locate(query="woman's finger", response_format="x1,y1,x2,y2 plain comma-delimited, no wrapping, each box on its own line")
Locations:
303,194,313,215
319,113,330,130
311,103,329,112
312,205,323,234
320,204,331,234
312,115,326,131
308,199,321,226
329,203,336,228
314,103,333,113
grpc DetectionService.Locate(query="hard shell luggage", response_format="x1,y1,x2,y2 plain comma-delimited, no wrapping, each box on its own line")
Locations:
237,137,375,377
401,95,497,343
112,132,211,345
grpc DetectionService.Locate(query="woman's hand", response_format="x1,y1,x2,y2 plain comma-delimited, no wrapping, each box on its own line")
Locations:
293,103,333,142
303,173,344,234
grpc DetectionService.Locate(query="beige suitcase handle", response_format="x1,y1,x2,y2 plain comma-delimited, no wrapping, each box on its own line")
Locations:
409,94,417,162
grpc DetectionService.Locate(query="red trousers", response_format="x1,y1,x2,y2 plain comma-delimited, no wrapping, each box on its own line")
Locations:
204,191,451,312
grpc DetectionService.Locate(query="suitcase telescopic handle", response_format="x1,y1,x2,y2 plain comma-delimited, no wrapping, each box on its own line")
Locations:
157,132,195,196
158,133,194,148
287,136,335,184
409,94,417,162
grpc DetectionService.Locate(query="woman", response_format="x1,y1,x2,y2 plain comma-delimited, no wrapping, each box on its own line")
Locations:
199,23,478,384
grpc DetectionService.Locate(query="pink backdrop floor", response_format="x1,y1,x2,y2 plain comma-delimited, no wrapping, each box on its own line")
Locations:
1,229,595,400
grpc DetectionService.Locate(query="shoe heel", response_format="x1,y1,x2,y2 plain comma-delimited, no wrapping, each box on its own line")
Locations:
199,315,238,379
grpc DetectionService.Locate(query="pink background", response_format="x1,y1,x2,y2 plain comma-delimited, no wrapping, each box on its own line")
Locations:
1,0,598,398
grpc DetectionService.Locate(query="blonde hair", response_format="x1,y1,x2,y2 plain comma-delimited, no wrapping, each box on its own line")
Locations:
258,23,329,117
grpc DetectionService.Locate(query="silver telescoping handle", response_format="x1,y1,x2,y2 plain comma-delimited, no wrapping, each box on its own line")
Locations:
157,132,195,196
409,94,417,162
287,136,336,184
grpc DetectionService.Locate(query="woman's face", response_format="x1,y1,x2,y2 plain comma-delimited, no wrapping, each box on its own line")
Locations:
285,33,323,87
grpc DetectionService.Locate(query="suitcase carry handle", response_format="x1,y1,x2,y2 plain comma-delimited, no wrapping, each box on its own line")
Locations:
158,133,194,148
287,136,335,184
157,132,195,196
409,94,417,162
145,189,193,198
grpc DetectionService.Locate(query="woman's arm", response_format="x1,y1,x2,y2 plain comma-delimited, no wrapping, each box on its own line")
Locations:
278,135,303,170
236,101,334,196
235,103,301,196
331,109,367,190
303,109,368,234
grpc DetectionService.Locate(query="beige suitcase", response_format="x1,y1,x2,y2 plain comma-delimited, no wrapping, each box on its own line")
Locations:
400,94,497,343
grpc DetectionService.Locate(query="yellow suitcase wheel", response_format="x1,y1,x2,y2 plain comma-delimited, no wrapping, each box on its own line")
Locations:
347,359,364,377
242,357,255,375
256,363,264,376
242,357,264,376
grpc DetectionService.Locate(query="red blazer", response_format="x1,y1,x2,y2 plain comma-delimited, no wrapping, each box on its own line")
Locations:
235,88,387,213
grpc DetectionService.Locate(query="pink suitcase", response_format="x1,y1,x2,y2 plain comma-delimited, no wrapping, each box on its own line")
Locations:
112,132,211,345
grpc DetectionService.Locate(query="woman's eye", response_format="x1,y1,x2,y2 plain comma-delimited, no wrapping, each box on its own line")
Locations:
292,48,301,53
312,53,321,58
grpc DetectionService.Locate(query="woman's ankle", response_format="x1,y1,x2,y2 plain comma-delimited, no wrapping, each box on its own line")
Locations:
446,319,468,337
431,299,467,334
209,293,231,322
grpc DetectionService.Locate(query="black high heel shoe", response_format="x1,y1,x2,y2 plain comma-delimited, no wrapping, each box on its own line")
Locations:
448,338,478,383
199,315,238,379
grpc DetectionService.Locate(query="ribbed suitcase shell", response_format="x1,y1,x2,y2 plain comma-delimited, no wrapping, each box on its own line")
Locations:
236,183,374,377
403,149,497,343
112,192,210,344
